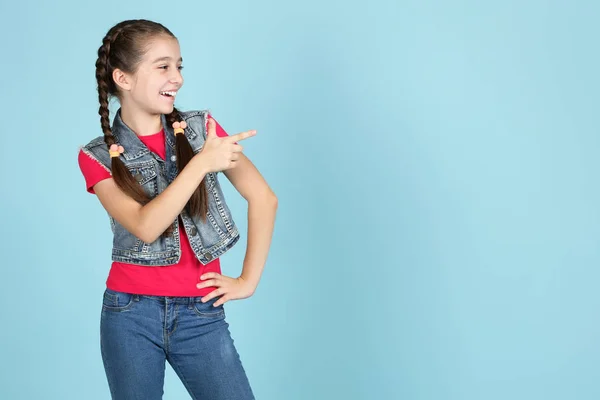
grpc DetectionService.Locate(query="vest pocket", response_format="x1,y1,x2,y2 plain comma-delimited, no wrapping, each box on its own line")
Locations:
126,161,158,197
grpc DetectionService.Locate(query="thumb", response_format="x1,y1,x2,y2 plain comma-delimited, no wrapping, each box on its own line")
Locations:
206,117,217,138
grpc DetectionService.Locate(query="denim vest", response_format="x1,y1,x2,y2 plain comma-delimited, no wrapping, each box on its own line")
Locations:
81,108,240,266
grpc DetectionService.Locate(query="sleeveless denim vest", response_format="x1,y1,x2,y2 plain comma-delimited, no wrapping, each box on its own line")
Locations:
81,108,240,266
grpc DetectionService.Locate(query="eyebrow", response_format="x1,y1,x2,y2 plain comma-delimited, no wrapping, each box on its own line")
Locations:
152,56,183,63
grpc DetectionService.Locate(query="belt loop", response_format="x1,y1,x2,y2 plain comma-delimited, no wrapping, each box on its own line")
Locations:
133,294,140,302
187,297,193,309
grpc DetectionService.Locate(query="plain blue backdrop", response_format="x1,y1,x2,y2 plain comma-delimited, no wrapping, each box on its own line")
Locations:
1,0,599,399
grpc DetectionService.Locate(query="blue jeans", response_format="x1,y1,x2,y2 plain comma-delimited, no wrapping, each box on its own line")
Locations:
100,288,255,400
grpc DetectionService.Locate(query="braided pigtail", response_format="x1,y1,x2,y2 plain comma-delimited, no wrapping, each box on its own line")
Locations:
167,107,208,222
95,24,151,205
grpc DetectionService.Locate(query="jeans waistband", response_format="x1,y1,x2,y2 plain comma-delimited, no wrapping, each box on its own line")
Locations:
106,288,206,305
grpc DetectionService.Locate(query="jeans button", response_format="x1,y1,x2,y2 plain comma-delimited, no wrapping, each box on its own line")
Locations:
189,227,197,236
134,173,143,182
204,252,213,261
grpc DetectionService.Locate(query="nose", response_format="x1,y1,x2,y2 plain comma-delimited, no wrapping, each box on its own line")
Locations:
170,69,184,87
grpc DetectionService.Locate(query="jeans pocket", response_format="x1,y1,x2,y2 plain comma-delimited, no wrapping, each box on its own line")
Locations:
102,288,134,312
192,298,225,318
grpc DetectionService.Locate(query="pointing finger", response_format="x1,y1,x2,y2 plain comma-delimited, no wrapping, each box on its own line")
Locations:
227,129,256,143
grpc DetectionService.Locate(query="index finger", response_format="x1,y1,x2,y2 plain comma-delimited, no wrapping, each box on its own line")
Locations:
226,129,256,143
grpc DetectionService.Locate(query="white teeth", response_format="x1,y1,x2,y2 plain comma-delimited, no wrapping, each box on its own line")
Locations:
160,91,177,97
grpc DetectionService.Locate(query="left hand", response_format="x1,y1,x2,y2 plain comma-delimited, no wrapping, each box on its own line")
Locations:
197,273,256,307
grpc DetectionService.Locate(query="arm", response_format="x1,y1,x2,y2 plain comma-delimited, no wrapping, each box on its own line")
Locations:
93,155,209,243
225,153,278,288
209,117,278,284
198,152,278,306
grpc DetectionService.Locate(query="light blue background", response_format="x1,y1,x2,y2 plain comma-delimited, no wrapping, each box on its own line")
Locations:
1,0,599,399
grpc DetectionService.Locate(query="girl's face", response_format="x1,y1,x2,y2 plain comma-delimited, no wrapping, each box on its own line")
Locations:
117,35,184,116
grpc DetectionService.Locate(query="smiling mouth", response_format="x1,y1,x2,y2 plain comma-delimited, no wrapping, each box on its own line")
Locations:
160,90,177,97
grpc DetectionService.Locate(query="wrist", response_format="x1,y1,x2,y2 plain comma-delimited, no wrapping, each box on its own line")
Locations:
190,154,210,176
239,274,260,289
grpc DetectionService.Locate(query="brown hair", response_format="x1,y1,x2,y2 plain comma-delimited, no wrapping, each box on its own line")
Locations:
95,19,207,227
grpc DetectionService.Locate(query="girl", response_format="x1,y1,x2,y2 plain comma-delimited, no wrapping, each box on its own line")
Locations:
78,19,277,400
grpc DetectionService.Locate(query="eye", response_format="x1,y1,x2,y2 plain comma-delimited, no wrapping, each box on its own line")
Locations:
158,65,183,71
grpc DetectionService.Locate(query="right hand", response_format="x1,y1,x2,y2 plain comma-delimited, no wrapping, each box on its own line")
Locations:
196,118,256,173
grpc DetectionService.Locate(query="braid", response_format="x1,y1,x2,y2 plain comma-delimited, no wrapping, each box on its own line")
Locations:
167,107,208,221
96,22,131,144
95,23,151,205
95,37,114,146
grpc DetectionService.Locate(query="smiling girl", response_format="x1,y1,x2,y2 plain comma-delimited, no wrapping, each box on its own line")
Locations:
78,19,277,400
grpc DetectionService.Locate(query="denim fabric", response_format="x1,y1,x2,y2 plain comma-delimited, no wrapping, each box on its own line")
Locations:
100,288,255,400
81,109,240,266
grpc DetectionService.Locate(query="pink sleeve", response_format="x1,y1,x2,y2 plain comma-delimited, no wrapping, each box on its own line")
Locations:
78,149,112,194
208,114,229,137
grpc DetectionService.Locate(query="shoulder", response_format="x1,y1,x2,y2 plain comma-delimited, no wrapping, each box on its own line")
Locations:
81,135,108,152
177,108,210,120
177,109,210,132
79,135,111,171
175,108,212,141
176,108,228,137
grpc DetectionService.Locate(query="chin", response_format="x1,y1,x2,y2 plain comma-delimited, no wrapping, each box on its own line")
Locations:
155,104,175,116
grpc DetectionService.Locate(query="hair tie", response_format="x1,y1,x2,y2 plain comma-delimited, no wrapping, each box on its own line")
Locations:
172,121,187,136
109,144,125,158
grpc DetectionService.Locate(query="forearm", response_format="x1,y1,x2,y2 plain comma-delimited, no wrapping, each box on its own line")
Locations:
138,156,208,241
240,194,278,288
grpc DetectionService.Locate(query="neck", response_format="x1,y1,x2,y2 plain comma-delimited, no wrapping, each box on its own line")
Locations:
119,103,163,137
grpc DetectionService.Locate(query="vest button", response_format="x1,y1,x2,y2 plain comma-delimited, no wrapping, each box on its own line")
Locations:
171,155,177,162
189,227,197,236
204,252,213,261
134,173,143,182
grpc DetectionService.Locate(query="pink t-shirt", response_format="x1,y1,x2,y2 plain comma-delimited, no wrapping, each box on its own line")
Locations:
78,117,230,296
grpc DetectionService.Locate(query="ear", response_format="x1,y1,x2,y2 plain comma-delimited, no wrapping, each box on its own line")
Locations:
113,68,132,92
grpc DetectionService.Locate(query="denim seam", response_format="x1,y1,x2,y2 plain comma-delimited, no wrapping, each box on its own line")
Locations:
102,302,134,311
167,304,179,338
80,146,111,174
192,304,225,318
163,302,169,354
